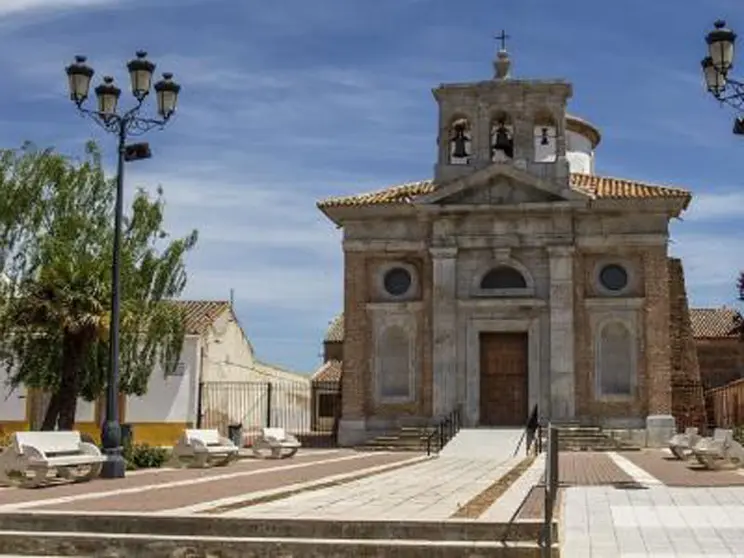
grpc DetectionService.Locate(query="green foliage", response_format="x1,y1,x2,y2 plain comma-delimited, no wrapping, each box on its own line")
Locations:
0,141,198,428
122,441,170,470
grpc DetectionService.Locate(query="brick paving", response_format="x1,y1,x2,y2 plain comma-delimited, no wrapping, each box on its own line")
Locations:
620,450,744,487
541,452,634,486
0,450,350,507
0,450,350,506
30,452,416,513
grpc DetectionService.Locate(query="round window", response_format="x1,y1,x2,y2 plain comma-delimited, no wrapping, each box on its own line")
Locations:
383,267,412,297
599,264,629,292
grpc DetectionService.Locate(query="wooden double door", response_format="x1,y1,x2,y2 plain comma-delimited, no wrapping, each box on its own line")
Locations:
479,332,529,426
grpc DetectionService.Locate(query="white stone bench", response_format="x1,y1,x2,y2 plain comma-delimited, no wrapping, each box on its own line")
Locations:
170,429,239,468
251,427,301,459
668,427,700,460
0,431,104,488
691,428,744,470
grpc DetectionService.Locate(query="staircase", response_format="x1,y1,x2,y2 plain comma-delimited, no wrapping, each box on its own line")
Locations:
0,512,559,557
356,426,435,452
552,424,641,452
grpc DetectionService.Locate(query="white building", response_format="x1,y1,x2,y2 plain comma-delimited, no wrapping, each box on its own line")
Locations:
0,300,310,446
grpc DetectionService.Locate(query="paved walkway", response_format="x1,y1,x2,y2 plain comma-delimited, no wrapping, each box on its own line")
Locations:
562,486,744,557
439,428,525,460
0,450,418,513
224,455,523,520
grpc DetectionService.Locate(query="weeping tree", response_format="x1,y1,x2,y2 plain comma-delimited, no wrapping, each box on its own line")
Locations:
0,141,198,430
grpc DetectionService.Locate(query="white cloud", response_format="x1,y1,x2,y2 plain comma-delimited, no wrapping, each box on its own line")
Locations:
683,191,744,222
671,232,742,293
0,0,118,16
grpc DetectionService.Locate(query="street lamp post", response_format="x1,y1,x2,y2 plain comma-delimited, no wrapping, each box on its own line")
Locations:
65,52,181,479
701,20,744,134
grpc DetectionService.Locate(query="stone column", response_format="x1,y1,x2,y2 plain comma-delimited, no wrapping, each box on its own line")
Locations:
430,246,458,418
548,246,576,422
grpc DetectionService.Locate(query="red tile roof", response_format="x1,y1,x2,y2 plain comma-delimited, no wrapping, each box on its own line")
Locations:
312,360,342,382
690,308,741,339
172,300,231,335
317,173,691,209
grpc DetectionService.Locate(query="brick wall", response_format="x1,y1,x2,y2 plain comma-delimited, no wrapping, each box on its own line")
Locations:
667,258,707,431
342,251,368,419
644,248,672,415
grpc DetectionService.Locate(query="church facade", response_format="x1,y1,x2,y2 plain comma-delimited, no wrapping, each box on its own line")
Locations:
317,48,694,446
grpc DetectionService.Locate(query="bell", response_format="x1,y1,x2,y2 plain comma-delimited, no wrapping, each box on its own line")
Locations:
451,127,470,159
540,127,550,146
492,124,513,159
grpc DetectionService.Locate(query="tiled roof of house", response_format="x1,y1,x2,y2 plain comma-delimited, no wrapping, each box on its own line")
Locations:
172,300,231,335
690,307,741,339
324,314,344,342
312,359,342,382
317,173,691,209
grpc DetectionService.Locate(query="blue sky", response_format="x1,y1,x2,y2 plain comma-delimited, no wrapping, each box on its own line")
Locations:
0,0,742,374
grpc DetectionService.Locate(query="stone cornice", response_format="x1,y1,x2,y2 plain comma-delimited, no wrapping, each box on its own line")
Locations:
343,240,427,253
583,297,644,310
457,298,548,310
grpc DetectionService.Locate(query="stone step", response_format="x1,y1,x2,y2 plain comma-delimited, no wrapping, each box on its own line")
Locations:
356,445,423,452
362,438,425,447
0,530,559,558
0,513,556,543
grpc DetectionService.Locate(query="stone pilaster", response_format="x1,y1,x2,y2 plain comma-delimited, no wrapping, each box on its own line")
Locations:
548,245,576,421
430,246,458,417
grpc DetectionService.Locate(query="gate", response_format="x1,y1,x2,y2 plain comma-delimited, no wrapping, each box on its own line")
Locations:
198,380,341,447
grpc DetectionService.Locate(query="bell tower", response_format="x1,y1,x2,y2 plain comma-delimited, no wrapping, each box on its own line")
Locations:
432,34,573,189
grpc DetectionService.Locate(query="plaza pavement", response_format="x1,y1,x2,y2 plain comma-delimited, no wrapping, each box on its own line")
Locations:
561,451,744,557
2,444,744,556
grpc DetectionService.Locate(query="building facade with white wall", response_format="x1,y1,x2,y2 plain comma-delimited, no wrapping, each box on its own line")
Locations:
0,300,309,446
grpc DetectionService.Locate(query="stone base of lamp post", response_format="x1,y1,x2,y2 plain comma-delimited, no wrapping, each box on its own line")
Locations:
100,420,126,478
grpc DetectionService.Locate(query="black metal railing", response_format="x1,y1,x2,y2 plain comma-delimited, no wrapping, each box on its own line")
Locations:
540,424,559,557
425,405,462,456
513,404,541,457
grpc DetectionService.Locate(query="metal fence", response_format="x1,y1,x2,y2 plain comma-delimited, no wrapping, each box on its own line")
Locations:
198,380,341,447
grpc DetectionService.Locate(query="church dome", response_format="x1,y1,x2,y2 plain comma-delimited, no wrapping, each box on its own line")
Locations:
565,114,601,175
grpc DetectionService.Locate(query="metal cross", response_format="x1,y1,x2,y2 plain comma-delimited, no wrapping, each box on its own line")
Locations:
495,29,510,51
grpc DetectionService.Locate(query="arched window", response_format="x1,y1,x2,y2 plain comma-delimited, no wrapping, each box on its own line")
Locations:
480,266,527,290
378,325,411,399
597,321,633,397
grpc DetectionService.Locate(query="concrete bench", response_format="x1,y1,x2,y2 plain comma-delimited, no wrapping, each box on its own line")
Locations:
691,428,744,470
0,431,104,488
251,427,301,459
668,427,700,460
170,428,239,468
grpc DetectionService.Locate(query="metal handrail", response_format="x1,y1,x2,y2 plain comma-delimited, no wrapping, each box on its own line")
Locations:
513,404,540,457
425,405,462,456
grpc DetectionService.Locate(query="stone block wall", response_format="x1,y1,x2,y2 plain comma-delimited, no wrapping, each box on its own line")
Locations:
668,257,707,431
